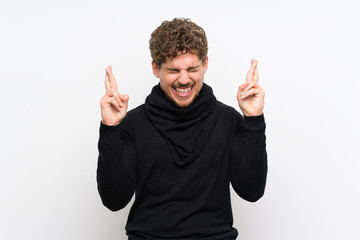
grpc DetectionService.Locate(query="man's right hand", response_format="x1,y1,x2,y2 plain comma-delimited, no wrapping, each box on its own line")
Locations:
100,65,129,126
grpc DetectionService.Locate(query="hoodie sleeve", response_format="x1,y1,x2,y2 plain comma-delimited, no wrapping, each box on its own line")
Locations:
97,116,136,211
229,114,268,202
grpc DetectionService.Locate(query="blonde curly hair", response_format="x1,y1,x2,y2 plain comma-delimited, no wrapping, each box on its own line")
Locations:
149,18,208,68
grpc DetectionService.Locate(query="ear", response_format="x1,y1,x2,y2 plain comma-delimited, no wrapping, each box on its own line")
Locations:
152,61,160,78
203,56,209,73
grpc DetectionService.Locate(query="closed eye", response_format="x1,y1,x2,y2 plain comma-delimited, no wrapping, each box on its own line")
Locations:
187,66,199,72
188,68,198,72
166,68,180,74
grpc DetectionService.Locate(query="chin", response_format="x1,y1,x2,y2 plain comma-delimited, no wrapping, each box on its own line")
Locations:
173,95,197,108
175,102,192,108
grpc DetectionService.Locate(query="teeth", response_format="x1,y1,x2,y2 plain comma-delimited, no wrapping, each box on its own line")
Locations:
175,87,192,93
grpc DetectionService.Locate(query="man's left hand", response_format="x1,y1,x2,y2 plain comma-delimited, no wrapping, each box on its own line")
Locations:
237,59,265,116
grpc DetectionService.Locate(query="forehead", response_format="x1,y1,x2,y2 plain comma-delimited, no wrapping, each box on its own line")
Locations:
162,53,202,69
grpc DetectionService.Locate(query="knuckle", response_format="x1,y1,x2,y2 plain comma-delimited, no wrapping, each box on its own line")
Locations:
107,90,113,97
100,95,107,103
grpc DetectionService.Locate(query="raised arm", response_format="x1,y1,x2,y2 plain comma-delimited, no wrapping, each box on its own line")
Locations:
97,66,135,211
230,114,267,202
230,60,267,202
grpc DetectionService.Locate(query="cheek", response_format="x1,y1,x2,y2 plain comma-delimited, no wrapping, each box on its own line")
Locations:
190,72,203,81
163,75,178,85
160,75,177,89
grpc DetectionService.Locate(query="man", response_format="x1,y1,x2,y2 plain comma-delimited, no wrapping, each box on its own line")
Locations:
97,18,267,239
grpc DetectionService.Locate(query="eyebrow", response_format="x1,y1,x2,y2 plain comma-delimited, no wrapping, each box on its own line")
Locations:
165,65,200,71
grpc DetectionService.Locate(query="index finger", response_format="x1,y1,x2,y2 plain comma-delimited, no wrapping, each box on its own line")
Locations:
246,59,258,82
105,65,119,90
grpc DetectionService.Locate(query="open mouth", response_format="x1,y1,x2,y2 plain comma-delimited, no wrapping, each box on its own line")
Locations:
172,86,194,98
173,86,193,93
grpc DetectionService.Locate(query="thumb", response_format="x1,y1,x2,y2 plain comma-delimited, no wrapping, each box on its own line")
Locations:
120,94,129,108
239,81,249,91
238,82,249,100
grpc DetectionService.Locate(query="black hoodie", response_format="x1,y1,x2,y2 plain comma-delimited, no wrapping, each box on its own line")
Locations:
97,84,267,239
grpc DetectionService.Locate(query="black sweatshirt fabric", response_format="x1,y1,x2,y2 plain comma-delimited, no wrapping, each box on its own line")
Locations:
97,84,267,240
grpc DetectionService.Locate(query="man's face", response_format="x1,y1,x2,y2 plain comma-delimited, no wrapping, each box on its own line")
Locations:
152,53,208,108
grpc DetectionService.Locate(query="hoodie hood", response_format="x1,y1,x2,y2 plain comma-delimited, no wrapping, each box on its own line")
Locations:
144,83,217,166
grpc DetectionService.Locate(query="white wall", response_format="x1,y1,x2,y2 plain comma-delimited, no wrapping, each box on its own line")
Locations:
1,0,359,239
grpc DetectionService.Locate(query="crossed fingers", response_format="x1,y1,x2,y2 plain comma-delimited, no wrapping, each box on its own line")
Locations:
240,59,262,99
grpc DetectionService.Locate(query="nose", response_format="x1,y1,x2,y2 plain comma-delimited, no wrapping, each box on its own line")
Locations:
177,70,190,85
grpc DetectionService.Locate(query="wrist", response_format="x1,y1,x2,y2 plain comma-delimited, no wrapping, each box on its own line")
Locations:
242,112,263,117
101,120,120,127
240,107,263,117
